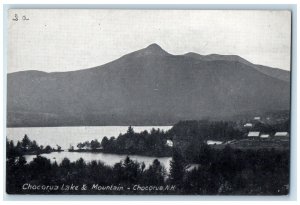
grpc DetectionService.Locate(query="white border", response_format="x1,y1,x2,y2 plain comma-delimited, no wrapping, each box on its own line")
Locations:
0,0,298,204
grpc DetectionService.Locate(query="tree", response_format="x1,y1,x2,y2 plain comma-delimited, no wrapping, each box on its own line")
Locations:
75,158,86,169
198,142,212,166
30,140,39,151
127,126,134,135
101,136,109,149
69,145,74,151
17,156,27,167
44,145,52,153
83,141,91,149
77,143,85,150
144,159,166,185
169,149,186,186
7,140,17,158
122,156,140,184
90,139,101,150
21,134,31,150
61,157,71,168
56,145,62,151
29,156,52,177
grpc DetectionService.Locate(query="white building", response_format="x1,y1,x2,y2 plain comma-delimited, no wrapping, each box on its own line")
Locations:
260,134,270,139
248,131,260,137
243,123,253,128
274,132,289,137
166,139,173,147
206,140,223,145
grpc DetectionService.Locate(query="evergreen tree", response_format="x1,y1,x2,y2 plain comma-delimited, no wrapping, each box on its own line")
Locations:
144,159,166,185
169,149,186,186
21,134,31,150
127,126,134,135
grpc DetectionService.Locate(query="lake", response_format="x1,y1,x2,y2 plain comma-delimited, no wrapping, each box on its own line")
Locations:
23,151,172,170
6,126,173,170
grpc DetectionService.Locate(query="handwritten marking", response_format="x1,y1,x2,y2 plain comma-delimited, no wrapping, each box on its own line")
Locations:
12,14,18,21
22,15,29,21
12,14,29,21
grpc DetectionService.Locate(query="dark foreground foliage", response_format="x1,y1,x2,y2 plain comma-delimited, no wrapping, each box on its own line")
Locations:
6,145,289,195
6,118,290,195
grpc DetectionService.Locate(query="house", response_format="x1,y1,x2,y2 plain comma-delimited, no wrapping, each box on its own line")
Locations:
243,123,253,128
166,139,173,147
274,132,289,137
260,134,270,139
248,131,260,138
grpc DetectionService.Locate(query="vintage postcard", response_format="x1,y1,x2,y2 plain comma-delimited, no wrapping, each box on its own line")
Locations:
6,9,291,195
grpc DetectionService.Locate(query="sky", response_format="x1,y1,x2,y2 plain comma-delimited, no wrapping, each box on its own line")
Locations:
8,10,291,73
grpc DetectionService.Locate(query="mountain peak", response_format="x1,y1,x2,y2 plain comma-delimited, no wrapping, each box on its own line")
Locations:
146,43,162,50
139,43,169,56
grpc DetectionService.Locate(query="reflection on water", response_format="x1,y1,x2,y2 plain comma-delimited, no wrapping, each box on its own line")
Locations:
24,151,172,171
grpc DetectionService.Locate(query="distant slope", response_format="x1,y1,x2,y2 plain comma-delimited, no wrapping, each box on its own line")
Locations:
184,52,290,82
7,44,290,127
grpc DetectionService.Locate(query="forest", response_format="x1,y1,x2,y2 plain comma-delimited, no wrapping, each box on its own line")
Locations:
6,137,289,195
73,119,290,158
73,126,173,157
6,119,290,194
6,134,62,156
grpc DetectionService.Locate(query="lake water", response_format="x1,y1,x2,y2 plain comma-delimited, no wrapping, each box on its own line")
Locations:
23,151,172,170
6,126,173,170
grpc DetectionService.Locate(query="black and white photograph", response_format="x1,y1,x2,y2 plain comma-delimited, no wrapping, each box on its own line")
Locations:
5,9,292,195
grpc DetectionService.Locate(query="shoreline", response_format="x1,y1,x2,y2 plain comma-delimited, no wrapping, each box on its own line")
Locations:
68,149,172,158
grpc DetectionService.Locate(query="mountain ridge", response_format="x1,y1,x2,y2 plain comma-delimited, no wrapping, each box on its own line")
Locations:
8,43,289,77
7,44,290,127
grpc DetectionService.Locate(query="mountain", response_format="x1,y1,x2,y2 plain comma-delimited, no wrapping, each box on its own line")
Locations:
184,52,290,82
7,44,290,127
